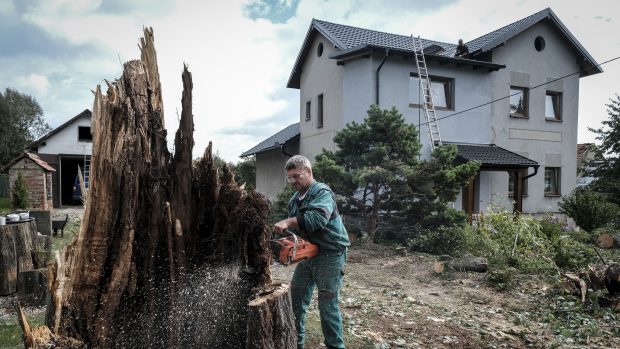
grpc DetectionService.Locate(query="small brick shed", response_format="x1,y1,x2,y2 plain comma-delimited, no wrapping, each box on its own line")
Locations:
5,152,55,210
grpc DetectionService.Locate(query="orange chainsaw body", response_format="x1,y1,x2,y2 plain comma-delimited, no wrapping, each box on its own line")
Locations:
272,233,319,266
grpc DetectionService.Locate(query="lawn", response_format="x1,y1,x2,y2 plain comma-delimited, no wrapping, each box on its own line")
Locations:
0,197,10,213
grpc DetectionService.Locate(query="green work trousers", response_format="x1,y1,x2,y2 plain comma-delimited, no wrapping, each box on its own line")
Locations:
291,250,346,349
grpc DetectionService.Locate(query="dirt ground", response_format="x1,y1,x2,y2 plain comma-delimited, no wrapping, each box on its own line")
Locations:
272,245,620,349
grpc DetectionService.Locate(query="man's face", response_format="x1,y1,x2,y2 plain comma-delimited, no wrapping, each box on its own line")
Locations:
286,167,312,192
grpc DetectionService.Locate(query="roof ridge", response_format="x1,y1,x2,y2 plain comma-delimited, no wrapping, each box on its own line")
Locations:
466,7,550,48
313,18,454,47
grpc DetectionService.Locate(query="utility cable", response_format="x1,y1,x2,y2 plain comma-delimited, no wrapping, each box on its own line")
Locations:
416,55,620,128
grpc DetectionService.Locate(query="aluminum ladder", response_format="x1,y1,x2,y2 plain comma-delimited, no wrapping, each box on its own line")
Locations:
412,35,442,150
83,155,91,189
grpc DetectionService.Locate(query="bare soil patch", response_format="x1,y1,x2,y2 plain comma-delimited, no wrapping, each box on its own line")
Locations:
272,244,620,349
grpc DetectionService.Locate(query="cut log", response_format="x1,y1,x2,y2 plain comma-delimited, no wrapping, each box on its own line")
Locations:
440,256,488,273
17,268,48,306
247,283,297,349
598,233,620,249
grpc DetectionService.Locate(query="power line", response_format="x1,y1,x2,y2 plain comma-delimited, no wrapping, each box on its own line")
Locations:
417,55,620,128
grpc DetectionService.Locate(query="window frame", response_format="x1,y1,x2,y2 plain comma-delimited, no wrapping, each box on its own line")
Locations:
509,86,529,118
78,126,92,142
409,73,455,110
544,167,561,196
317,94,324,128
508,169,529,197
545,91,562,121
305,100,311,121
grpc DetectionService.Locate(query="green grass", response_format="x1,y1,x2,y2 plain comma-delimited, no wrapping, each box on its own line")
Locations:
0,197,10,214
0,312,45,348
51,216,80,255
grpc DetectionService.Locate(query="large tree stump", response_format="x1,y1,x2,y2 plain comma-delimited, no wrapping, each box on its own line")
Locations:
0,221,41,295
33,28,295,349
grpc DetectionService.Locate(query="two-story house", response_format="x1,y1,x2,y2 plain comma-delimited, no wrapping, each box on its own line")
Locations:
242,8,601,215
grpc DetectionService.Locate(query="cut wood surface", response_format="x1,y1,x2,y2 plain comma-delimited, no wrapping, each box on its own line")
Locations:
435,255,488,273
598,233,620,249
35,28,294,349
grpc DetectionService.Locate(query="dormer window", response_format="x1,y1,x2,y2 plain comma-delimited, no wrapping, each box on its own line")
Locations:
78,126,92,142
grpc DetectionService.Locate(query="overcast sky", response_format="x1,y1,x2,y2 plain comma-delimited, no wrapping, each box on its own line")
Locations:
1,0,618,162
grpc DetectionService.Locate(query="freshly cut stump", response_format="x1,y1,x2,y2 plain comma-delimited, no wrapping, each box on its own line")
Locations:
247,283,297,349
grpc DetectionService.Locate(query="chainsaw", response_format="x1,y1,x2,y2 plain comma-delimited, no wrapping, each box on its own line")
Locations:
271,230,319,266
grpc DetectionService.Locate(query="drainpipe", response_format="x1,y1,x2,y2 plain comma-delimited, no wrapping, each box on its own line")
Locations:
375,49,389,105
279,143,293,157
523,165,539,182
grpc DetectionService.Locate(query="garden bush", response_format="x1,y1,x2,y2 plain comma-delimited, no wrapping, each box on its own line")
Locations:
559,187,619,233
406,224,467,255
11,171,30,209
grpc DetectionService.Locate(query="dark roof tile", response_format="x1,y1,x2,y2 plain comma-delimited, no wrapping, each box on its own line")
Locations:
241,123,300,157
453,143,538,168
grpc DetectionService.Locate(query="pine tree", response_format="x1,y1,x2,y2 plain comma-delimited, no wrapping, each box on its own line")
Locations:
588,94,620,205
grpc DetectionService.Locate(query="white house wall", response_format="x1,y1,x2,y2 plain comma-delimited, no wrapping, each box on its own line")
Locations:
299,33,343,162
489,21,580,213
37,117,92,155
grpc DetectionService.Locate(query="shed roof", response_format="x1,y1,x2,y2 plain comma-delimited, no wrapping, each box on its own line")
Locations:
4,152,56,172
241,123,300,157
452,143,538,169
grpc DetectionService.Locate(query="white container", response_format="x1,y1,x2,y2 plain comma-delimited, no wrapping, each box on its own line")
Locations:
19,212,29,220
6,214,19,222
0,216,5,225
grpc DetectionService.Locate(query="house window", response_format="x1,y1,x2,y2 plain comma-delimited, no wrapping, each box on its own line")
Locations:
305,100,311,121
409,74,454,110
544,167,561,195
78,126,92,142
317,94,324,128
509,86,528,117
508,169,529,196
545,91,562,121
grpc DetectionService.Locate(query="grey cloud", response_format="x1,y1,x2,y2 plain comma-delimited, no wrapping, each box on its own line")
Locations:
243,0,300,24
95,0,175,17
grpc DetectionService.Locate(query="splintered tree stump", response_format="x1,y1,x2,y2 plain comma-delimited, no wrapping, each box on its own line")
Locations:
598,234,620,249
32,28,295,349
247,284,297,349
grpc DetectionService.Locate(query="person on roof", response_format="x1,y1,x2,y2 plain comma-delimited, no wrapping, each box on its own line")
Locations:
455,39,469,58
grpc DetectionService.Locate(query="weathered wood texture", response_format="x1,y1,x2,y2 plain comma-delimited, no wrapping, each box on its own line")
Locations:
18,268,48,306
598,234,620,249
247,284,297,349
0,221,45,296
43,28,292,349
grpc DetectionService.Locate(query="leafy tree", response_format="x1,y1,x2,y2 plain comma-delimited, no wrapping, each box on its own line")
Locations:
588,94,620,205
559,187,619,233
313,105,479,242
269,185,295,225
235,156,256,189
11,171,31,209
0,88,50,170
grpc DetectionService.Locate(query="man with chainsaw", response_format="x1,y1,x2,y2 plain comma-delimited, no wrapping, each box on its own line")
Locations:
274,155,350,349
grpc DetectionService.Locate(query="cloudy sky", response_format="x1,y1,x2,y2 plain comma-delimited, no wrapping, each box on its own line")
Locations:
1,0,618,162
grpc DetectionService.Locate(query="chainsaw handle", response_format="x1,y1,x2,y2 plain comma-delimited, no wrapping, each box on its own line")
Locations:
284,230,298,261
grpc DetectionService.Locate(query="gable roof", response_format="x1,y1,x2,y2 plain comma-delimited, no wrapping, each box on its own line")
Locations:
452,143,538,170
28,109,92,150
288,8,601,88
4,152,56,172
287,19,504,88
467,8,601,77
241,123,300,157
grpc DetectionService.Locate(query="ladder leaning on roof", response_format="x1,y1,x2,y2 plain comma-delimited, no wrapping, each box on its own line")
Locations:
412,35,442,151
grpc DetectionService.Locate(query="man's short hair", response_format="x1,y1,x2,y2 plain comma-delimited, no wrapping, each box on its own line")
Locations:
286,155,312,171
